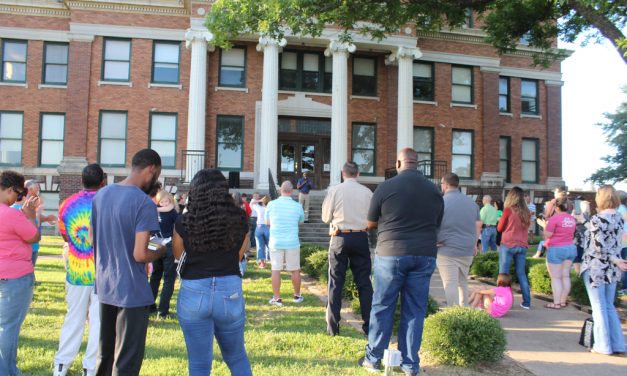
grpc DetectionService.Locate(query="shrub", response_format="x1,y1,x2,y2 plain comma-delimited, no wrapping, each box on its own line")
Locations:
302,250,328,280
470,252,499,278
569,271,589,306
300,244,326,262
422,307,506,367
528,263,552,295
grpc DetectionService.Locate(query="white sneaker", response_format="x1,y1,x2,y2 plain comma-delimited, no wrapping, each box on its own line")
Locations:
269,297,283,307
293,295,304,303
53,363,68,376
520,303,530,310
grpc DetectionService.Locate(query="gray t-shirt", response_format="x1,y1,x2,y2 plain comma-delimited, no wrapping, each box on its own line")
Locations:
437,190,480,257
92,184,160,308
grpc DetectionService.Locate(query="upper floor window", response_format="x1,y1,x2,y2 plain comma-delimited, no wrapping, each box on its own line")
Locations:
0,111,23,165
39,113,65,166
219,47,246,87
465,8,474,28
499,77,510,113
414,127,434,177
521,79,539,115
99,111,127,166
216,115,244,171
522,138,539,183
499,137,511,183
451,130,473,179
451,66,473,104
351,123,376,175
279,51,331,93
43,42,68,85
152,41,180,84
1,40,27,83
352,57,377,96
103,39,131,82
413,62,434,101
150,113,177,168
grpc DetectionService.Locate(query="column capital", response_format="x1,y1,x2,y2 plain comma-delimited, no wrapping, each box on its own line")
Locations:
256,36,287,52
387,46,422,65
324,40,356,57
185,28,213,49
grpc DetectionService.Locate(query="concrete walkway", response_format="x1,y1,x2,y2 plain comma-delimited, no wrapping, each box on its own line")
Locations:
429,272,627,376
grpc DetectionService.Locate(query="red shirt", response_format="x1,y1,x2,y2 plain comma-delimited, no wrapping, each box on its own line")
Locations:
497,208,529,248
242,201,252,217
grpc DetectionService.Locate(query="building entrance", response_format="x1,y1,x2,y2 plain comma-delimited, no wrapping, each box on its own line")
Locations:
277,117,330,189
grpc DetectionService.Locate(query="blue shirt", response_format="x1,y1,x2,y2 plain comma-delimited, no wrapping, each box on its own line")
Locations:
10,203,40,253
92,184,160,308
266,196,304,249
297,177,314,194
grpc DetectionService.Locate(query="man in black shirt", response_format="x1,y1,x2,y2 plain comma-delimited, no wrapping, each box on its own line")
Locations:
359,148,443,376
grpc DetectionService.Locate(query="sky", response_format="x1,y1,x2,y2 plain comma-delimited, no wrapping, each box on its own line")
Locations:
560,37,626,191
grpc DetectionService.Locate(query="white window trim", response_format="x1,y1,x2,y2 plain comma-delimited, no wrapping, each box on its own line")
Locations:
0,82,27,88
98,81,133,87
499,112,514,117
216,86,249,93
520,114,542,119
279,90,332,97
148,83,182,89
450,103,477,109
413,100,438,106
38,84,67,89
350,95,380,101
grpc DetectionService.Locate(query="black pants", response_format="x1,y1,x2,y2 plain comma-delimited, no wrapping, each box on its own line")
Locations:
96,303,150,376
326,232,373,335
249,217,257,247
149,244,176,315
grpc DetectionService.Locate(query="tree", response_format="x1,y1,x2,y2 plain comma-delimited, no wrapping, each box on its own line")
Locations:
206,0,627,66
587,95,627,185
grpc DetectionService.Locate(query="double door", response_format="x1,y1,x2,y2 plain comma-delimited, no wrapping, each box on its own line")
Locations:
278,136,330,189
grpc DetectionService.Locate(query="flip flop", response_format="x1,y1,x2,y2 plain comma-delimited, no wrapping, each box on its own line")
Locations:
545,303,562,310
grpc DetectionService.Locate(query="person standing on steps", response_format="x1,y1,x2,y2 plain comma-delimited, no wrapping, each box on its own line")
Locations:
297,171,314,223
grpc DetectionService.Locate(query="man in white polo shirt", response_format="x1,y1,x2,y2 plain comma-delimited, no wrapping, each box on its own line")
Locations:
265,181,305,307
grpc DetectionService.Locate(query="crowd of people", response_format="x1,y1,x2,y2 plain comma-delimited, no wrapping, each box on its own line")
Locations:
0,146,626,376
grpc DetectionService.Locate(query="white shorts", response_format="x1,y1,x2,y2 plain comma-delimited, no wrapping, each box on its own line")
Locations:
269,248,300,271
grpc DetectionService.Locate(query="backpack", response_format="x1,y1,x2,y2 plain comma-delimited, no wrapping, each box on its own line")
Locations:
578,318,594,349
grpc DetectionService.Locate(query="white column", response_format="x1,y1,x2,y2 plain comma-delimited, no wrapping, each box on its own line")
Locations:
184,27,212,182
391,46,422,152
256,36,286,189
325,41,355,187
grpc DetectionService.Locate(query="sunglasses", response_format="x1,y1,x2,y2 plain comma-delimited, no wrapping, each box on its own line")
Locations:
13,187,26,201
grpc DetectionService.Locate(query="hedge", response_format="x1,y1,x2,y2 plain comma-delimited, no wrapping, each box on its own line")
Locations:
469,252,544,285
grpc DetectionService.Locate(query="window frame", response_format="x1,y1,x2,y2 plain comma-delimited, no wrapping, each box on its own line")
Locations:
1,39,28,83
351,122,377,176
521,138,540,184
352,56,378,97
499,136,511,183
279,50,330,93
412,62,435,101
499,76,510,113
101,38,132,82
218,46,247,88
151,40,180,85
215,115,245,172
38,112,65,167
42,42,69,85
148,112,178,169
451,65,474,104
451,129,474,179
413,126,435,177
97,110,128,167
521,79,539,115
0,110,24,166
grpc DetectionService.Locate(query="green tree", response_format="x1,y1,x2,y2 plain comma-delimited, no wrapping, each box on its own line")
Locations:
588,95,627,185
206,0,626,66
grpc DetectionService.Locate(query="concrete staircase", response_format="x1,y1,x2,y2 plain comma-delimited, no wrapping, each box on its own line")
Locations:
298,194,331,247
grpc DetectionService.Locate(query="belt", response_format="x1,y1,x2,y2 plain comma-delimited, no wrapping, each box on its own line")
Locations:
484,225,496,228
337,229,368,234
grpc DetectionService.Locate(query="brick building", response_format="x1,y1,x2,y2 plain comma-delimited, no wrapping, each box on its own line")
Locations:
0,0,567,213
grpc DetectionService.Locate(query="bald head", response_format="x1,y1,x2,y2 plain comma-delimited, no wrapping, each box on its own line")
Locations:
482,195,492,205
396,147,418,172
280,180,293,196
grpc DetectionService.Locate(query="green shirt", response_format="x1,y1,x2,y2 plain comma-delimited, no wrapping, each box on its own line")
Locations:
480,204,499,225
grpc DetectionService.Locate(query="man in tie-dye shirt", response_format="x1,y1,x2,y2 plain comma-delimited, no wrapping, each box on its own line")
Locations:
53,164,106,376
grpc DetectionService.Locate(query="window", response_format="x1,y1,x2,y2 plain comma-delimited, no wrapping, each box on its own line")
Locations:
521,80,539,114
219,47,245,87
39,113,65,166
43,42,68,85
351,123,376,175
451,130,473,179
352,57,377,96
499,77,510,113
279,51,331,93
152,41,180,84
451,66,473,104
102,39,131,81
499,137,510,183
413,127,434,177
99,111,127,166
0,112,23,165
522,138,539,183
465,8,474,28
1,40,27,83
413,62,434,101
150,113,177,168
216,115,244,170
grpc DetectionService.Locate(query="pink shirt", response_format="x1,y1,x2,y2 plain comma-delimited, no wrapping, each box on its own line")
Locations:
545,212,576,248
490,287,513,318
0,203,37,279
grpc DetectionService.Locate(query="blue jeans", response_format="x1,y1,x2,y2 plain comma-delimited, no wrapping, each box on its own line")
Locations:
255,225,270,261
365,255,436,374
481,227,497,252
177,276,251,376
620,248,627,291
583,271,626,354
498,245,531,307
0,273,35,376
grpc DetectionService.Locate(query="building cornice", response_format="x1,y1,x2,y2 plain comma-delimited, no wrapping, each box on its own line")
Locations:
0,4,70,18
0,26,70,41
420,51,500,69
70,22,185,40
65,1,189,17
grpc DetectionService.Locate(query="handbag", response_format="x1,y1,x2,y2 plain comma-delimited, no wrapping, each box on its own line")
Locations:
578,318,594,348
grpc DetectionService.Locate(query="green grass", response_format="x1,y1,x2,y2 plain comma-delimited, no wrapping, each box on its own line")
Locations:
19,258,371,375
38,235,64,257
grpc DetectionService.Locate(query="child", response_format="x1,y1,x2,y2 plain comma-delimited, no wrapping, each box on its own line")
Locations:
469,273,514,318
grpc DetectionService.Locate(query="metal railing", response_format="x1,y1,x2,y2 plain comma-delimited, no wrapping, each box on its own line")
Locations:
180,150,206,184
385,160,448,186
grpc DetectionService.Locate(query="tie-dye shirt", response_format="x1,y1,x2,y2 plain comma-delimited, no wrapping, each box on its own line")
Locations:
58,190,97,286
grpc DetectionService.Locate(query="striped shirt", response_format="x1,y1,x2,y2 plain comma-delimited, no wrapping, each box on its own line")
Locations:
265,196,304,249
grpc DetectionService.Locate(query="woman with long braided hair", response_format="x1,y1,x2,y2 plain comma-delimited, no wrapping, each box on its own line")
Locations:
172,169,251,376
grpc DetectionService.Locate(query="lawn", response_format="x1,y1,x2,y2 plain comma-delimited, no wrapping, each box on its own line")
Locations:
18,257,371,375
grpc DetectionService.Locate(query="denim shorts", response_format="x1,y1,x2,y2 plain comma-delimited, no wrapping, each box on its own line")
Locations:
547,244,577,264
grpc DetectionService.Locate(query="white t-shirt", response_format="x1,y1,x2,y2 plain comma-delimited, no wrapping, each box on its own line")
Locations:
253,205,266,224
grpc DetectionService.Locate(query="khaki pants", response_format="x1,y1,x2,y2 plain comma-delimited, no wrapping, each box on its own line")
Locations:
436,255,474,307
298,192,310,221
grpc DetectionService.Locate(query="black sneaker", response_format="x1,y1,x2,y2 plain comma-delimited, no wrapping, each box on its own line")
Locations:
358,356,381,373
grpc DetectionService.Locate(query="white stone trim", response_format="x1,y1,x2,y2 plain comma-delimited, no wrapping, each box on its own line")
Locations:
350,95,380,101
499,112,514,117
38,84,67,89
420,51,500,68
70,22,186,41
277,92,332,118
545,80,564,87
357,176,385,184
216,86,249,93
0,27,70,42
65,1,188,16
413,100,438,106
499,67,562,82
520,114,542,120
98,81,133,87
0,82,27,88
0,4,69,18
450,103,478,109
149,83,183,89
278,90,331,97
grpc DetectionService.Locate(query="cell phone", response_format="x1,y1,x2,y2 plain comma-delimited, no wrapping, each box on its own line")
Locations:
148,236,171,251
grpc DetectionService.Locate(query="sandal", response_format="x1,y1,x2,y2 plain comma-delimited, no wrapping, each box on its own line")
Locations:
560,302,569,308
545,303,562,310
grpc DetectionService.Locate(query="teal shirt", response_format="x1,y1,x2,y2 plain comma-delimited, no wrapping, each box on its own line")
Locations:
480,204,499,226
266,196,304,249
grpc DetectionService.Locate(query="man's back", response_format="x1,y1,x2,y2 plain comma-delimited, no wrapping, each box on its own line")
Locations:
368,170,443,257
437,191,479,256
266,196,304,249
323,179,372,230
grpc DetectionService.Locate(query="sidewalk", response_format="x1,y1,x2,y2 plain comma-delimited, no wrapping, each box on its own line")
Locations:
430,272,627,376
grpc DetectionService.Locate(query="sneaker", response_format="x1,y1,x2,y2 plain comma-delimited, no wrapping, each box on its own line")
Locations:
520,303,530,310
358,356,381,373
82,368,96,376
393,366,420,375
293,295,304,303
53,364,68,376
156,312,170,320
269,297,283,307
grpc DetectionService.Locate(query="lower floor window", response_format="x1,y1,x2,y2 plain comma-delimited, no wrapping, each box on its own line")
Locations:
451,130,473,179
351,123,376,175
216,115,244,170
